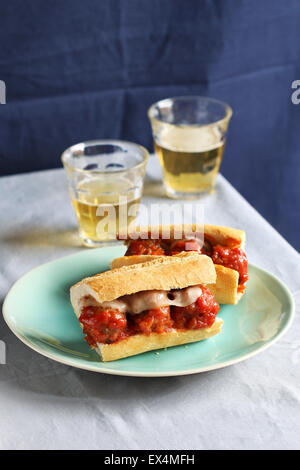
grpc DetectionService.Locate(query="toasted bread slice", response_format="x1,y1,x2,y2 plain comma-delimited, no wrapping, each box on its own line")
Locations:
97,318,223,361
71,252,216,315
111,254,240,305
70,253,221,362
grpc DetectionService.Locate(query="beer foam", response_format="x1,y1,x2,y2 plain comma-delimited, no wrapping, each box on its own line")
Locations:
158,125,223,152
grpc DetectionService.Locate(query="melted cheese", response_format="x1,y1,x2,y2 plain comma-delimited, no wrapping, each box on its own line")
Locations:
83,286,203,315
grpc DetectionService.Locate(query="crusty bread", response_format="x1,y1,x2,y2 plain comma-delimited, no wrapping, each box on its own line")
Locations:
96,318,223,361
112,255,240,305
113,223,246,305
70,253,222,362
126,223,245,249
204,224,245,249
209,265,240,304
111,254,163,270
71,252,216,317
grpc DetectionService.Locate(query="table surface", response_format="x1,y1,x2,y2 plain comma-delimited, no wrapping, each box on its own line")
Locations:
0,157,299,450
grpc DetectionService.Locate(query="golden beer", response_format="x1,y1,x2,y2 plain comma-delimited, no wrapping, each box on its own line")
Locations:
154,141,224,195
72,178,141,243
62,140,148,247
154,125,225,197
148,96,232,199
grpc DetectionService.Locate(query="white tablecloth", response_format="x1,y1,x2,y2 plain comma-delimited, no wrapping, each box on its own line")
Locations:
0,156,299,450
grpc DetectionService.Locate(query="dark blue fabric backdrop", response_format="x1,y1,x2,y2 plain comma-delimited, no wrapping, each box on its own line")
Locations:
0,0,299,250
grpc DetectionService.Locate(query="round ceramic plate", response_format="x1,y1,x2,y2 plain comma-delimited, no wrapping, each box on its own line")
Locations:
2,246,295,377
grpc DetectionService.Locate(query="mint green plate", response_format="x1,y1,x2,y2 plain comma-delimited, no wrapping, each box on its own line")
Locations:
2,246,295,377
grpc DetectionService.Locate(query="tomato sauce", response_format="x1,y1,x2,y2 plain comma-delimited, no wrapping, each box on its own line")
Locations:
168,239,202,255
125,238,247,285
129,306,173,335
172,286,220,329
125,239,165,256
80,289,220,347
211,245,248,286
80,306,129,346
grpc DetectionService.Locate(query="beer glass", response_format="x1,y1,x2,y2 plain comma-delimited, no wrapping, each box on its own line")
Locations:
62,140,149,246
148,96,232,199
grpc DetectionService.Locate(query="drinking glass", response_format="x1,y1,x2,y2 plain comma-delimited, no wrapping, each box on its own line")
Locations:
148,96,232,199
62,140,149,247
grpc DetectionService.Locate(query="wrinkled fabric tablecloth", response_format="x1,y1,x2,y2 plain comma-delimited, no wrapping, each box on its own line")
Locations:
0,156,299,450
